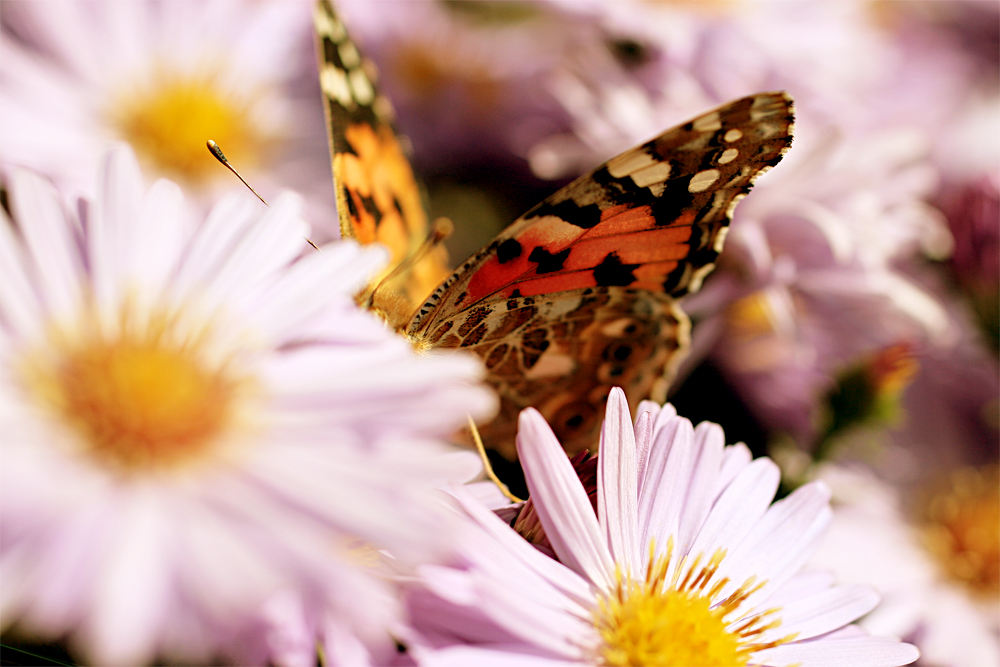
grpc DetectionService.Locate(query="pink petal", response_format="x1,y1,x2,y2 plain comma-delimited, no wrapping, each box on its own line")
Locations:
597,388,639,577
637,416,692,557
517,408,614,589
753,635,919,667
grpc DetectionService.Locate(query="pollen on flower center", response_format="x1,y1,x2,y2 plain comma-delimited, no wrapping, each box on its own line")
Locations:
112,74,264,183
593,548,790,667
922,465,1000,599
33,312,245,472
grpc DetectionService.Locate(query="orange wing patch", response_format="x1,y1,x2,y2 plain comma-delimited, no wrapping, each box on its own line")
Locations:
315,0,448,314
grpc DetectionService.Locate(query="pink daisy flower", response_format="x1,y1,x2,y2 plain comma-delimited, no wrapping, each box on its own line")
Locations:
0,144,495,665
407,388,919,666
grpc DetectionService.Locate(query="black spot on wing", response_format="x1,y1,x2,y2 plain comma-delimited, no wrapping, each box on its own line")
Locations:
497,238,522,264
651,178,695,224
593,252,639,287
526,199,602,229
528,246,571,274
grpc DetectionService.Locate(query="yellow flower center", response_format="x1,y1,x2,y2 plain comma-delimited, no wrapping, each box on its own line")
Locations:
594,548,793,667
26,308,247,472
112,73,266,184
922,466,1000,599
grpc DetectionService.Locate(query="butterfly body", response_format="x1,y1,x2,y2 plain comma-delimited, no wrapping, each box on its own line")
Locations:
315,0,794,457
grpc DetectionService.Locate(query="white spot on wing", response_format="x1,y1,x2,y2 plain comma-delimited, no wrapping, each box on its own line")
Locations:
630,161,672,188
718,147,739,164
688,169,720,193
349,68,374,105
608,151,657,178
693,112,722,132
321,65,352,107
724,129,743,142
338,41,361,68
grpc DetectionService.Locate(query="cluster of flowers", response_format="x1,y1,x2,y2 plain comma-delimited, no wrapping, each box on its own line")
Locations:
0,1,995,666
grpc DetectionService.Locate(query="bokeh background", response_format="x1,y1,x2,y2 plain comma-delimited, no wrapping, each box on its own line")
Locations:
2,1,997,665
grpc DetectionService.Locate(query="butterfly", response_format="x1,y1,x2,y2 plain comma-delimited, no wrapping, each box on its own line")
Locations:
314,0,794,460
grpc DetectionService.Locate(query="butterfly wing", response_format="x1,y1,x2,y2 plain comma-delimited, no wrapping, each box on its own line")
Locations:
429,286,690,458
314,0,448,309
410,92,794,456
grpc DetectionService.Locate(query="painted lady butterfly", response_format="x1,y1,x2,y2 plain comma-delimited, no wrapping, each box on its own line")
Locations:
314,0,794,459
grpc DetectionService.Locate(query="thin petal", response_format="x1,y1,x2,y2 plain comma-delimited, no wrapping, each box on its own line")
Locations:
91,144,144,315
0,208,42,339
721,482,832,613
676,421,726,553
753,636,920,667
518,409,615,589
685,458,780,562
10,167,82,321
597,388,639,576
764,584,879,643
638,416,692,557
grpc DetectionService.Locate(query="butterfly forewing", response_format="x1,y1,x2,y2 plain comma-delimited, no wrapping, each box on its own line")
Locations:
314,0,448,309
407,92,793,457
408,92,793,337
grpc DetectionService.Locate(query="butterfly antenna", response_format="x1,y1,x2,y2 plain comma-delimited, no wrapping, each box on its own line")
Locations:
207,140,320,251
468,414,523,504
367,217,453,304
207,140,267,205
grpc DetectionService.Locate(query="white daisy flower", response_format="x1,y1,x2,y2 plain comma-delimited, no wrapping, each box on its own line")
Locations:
0,145,496,666
408,388,920,666
810,464,1000,667
0,0,336,232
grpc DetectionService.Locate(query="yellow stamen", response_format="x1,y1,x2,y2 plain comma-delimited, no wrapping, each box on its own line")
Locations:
593,544,793,666
25,306,247,472
922,465,1000,599
112,73,266,184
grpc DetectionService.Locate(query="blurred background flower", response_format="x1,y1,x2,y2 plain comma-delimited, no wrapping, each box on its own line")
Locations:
0,0,342,237
0,146,495,665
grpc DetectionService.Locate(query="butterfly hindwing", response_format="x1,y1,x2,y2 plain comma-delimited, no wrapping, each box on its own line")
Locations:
314,0,448,308
427,286,690,458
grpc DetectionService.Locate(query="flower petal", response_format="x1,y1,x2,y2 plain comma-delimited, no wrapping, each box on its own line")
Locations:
597,388,639,576
518,408,615,588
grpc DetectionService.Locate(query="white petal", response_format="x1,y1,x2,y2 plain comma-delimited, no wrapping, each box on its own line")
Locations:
247,241,387,342
517,408,615,589
638,416,692,557
765,584,879,643
10,167,83,322
685,458,780,562
0,208,42,339
174,193,259,292
633,409,653,493
449,488,593,606
676,421,726,553
719,481,832,612
91,144,144,315
201,193,308,308
419,644,578,667
597,388,639,576
753,635,920,667
84,490,171,666
132,178,185,292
